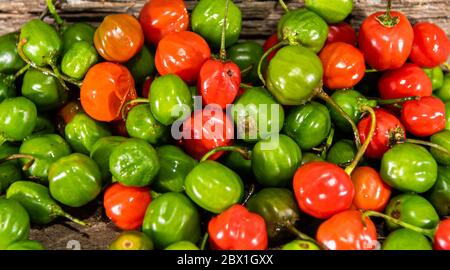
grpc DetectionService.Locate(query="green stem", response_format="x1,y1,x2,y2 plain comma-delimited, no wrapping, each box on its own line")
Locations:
120,98,149,121
363,211,435,239
286,224,324,249
0,135,6,147
375,0,399,27
45,0,65,29
403,138,450,156
443,63,450,71
200,232,209,250
365,69,378,73
239,83,254,89
240,64,254,77
0,154,35,171
219,0,230,60
257,40,288,86
200,145,251,162
57,209,89,227
345,106,376,175
321,127,334,159
14,64,30,79
242,184,255,205
49,61,69,91
375,96,419,105
278,0,290,13
316,88,361,149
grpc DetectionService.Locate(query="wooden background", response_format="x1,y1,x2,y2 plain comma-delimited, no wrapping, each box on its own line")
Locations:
0,0,449,40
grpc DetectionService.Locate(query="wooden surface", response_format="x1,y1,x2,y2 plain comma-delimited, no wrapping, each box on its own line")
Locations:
0,0,449,39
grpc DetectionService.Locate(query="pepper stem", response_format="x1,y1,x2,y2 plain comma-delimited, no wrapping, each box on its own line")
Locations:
365,69,378,73
200,232,209,250
278,0,290,13
402,138,450,156
14,64,30,79
242,184,256,205
363,210,435,239
320,127,335,159
240,64,254,77
45,0,66,30
257,40,288,86
345,106,376,175
375,0,400,27
286,224,324,249
239,83,254,89
49,60,69,91
200,145,251,162
0,154,36,171
120,98,149,121
56,208,89,227
315,88,361,149
219,0,230,61
375,96,419,105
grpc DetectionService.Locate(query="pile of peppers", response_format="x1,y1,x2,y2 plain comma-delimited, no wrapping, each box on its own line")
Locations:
0,0,450,251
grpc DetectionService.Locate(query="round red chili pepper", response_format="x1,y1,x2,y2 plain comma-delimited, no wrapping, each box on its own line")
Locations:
155,31,211,84
208,204,268,250
326,22,357,45
358,1,413,71
378,63,432,100
401,96,446,137
351,166,391,212
104,183,152,231
81,62,137,122
292,161,354,219
262,33,279,62
435,219,450,250
316,210,378,250
319,42,365,90
139,0,189,45
409,22,450,68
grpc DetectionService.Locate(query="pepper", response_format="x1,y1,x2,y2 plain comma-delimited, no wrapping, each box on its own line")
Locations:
109,138,160,187
48,153,102,207
246,188,301,243
61,41,98,80
436,73,450,102
0,198,30,249
31,115,56,137
305,0,353,24
125,45,155,86
428,166,450,216
221,144,252,179
382,229,432,250
423,66,444,90
64,112,111,155
400,96,445,137
326,139,356,166
142,192,201,249
326,22,356,45
185,160,243,213
281,240,320,250
6,240,44,250
351,166,391,212
109,231,154,250
429,130,450,166
283,102,331,151
153,145,197,193
380,143,437,193
301,152,323,165
208,204,268,250
191,0,242,49
385,194,439,231
62,22,95,53
6,181,87,226
125,104,169,145
0,33,26,74
19,134,71,184
164,241,199,250
0,74,16,103
0,143,22,194
0,97,37,144
232,87,284,142
252,134,302,187
21,68,68,111
435,219,450,250
90,136,127,183
228,42,265,84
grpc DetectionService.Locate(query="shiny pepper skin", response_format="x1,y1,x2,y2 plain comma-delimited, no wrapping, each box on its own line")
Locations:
351,166,391,212
208,204,268,250
94,14,144,63
326,22,356,45
198,60,241,109
435,219,450,250
401,96,446,137
104,183,152,231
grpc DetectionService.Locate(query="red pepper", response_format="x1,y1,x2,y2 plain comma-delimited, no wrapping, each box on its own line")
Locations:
142,76,153,99
104,183,152,231
316,210,378,250
401,96,446,137
208,204,268,250
435,219,450,250
326,22,357,46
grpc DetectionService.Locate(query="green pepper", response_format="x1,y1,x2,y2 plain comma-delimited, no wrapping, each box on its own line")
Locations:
61,41,98,80
109,231,154,250
48,153,102,207
232,87,284,142
284,102,331,151
326,139,356,166
30,115,56,137
301,152,323,165
0,143,22,194
126,45,155,86
19,19,62,67
126,104,169,145
381,228,432,250
445,102,450,130
427,166,450,216
228,42,264,84
185,160,244,213
385,194,439,231
304,0,353,24
429,130,450,166
221,144,252,179
109,138,160,187
278,9,328,52
0,33,26,74
0,198,30,249
142,192,201,249
19,134,72,184
164,241,199,250
191,0,242,49
90,136,127,183
0,97,37,143
62,23,95,53
435,73,450,102
380,143,437,193
6,240,44,250
423,66,444,91
247,188,300,242
21,69,67,111
150,74,192,126
6,181,86,226
266,45,323,105
281,240,320,250
64,112,111,155
0,74,16,103
252,134,302,187
153,145,197,193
